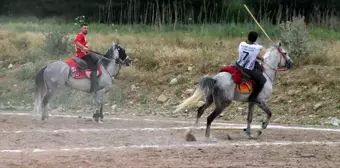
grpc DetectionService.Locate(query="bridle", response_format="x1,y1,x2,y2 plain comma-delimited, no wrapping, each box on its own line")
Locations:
260,46,291,82
91,45,131,78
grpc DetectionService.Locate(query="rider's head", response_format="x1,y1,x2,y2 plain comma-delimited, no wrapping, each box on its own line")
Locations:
247,31,258,43
80,23,88,35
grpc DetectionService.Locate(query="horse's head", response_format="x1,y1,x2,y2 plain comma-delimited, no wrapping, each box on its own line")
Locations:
265,41,293,70
104,40,132,67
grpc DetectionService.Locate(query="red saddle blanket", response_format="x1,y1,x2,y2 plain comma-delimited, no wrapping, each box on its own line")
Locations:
219,65,254,93
65,58,102,79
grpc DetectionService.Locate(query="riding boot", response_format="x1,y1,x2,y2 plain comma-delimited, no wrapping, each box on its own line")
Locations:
90,70,98,93
248,84,262,104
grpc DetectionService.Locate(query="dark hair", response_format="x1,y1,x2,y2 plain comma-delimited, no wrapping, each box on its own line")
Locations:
80,23,88,27
248,31,258,43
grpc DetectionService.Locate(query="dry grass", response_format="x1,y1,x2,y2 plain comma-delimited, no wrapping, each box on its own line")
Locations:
1,28,340,126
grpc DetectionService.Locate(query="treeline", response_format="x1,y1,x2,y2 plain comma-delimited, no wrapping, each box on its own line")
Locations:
1,0,339,25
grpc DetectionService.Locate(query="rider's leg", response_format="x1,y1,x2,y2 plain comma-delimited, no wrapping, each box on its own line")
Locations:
88,54,99,92
81,54,99,92
244,69,266,103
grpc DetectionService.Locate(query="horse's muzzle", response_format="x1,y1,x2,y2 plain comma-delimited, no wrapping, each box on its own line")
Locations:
124,57,132,66
286,59,293,69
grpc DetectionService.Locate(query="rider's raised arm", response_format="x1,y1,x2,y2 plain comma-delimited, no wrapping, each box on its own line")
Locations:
256,45,265,61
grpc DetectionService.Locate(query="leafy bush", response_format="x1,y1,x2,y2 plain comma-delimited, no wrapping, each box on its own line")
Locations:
279,16,311,60
135,50,160,71
279,16,327,65
43,29,71,57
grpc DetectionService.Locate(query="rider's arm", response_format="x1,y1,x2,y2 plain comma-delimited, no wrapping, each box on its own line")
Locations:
256,46,265,61
75,42,89,52
74,34,89,52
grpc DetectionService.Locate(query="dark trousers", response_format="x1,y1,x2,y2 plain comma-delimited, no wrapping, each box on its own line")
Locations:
81,54,99,70
239,65,267,100
80,54,99,92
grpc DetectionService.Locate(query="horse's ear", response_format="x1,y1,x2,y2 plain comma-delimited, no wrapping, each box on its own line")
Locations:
277,41,282,47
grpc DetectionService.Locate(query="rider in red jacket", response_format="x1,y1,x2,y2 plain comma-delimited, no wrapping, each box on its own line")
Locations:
74,23,99,93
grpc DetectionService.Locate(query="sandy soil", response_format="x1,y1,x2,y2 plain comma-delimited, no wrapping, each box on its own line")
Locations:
1,112,340,168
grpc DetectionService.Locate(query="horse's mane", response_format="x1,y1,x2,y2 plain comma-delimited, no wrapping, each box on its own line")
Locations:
263,44,280,59
101,46,114,69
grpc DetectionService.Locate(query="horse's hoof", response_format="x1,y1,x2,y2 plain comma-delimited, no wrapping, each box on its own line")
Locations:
261,121,268,129
257,130,262,136
41,116,48,121
92,114,97,119
244,127,251,135
244,128,255,139
205,136,218,142
247,134,255,139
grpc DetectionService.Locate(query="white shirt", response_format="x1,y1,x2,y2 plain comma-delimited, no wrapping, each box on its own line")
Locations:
236,41,263,70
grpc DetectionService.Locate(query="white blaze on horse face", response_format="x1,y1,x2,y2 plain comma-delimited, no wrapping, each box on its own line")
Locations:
113,47,119,60
279,47,292,67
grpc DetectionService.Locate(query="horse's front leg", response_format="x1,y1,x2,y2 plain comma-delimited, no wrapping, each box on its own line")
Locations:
93,89,105,123
245,102,255,139
257,101,272,136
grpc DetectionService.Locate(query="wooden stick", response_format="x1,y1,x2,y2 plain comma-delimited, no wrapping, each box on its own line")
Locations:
243,4,272,41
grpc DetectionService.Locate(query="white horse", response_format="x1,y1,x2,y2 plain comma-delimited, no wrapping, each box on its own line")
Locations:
34,41,131,123
175,41,293,139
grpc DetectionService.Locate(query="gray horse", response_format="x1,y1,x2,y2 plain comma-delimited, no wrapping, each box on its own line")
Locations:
175,41,293,139
34,41,131,123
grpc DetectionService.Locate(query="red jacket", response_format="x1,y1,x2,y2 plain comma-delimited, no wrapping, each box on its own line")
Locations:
74,33,88,58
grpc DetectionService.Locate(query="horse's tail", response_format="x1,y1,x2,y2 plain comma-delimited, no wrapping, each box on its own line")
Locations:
174,76,216,113
34,65,47,114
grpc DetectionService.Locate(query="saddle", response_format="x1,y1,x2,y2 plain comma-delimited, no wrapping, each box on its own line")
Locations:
219,61,263,94
65,57,102,79
72,57,88,69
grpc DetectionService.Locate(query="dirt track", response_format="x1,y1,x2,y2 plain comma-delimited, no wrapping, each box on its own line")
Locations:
1,111,340,168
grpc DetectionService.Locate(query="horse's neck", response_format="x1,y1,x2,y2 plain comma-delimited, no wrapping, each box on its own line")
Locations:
102,60,116,77
262,51,279,83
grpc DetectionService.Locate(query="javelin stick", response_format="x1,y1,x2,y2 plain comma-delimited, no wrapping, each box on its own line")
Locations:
243,4,272,41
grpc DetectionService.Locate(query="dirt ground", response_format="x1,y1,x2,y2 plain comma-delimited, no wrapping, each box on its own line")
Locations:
1,111,340,168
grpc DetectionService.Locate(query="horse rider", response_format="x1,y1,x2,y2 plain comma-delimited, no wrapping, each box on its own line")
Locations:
74,23,99,93
236,31,267,104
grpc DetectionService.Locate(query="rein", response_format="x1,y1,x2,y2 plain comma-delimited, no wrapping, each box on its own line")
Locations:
260,46,290,82
89,50,124,79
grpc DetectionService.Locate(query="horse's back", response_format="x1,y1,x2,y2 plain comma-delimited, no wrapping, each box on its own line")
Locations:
44,61,70,84
213,72,236,100
213,72,234,87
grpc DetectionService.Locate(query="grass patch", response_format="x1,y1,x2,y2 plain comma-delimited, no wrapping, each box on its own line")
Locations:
0,16,340,125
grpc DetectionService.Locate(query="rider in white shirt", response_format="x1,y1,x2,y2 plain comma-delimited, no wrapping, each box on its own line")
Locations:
236,31,266,104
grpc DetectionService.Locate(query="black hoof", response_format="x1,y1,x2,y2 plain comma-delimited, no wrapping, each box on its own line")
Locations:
92,113,100,122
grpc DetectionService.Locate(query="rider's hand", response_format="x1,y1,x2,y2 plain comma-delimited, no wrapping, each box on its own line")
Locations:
83,47,90,52
257,57,264,61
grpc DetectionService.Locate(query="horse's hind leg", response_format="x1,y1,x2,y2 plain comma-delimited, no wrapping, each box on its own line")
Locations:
41,89,55,121
195,94,213,126
205,100,230,139
93,88,105,123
